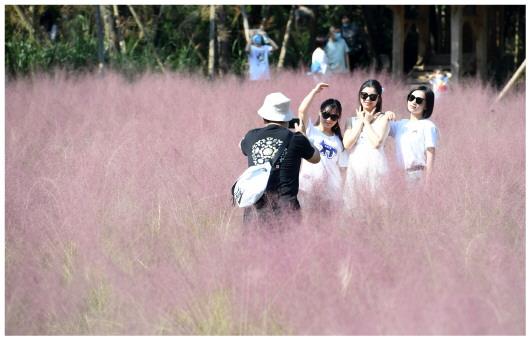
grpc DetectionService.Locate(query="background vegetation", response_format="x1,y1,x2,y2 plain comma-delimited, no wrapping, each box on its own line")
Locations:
5,5,526,85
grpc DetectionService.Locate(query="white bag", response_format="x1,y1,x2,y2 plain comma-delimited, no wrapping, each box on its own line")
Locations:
232,162,272,207
232,130,293,208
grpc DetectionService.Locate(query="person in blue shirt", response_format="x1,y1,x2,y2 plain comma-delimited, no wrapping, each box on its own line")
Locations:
325,26,350,74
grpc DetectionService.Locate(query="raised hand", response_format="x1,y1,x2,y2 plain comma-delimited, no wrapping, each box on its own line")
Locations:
364,107,376,123
313,82,329,94
355,106,364,119
384,110,397,121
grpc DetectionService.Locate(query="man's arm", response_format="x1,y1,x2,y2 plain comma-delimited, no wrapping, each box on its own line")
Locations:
293,127,320,164
306,148,320,164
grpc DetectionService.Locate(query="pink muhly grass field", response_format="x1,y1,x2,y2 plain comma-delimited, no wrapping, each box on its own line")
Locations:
5,70,525,335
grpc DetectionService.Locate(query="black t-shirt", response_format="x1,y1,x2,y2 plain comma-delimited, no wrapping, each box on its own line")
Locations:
341,23,360,52
241,124,315,201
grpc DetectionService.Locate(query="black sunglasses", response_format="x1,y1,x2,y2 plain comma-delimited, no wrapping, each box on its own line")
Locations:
360,92,379,101
408,94,425,104
321,111,340,121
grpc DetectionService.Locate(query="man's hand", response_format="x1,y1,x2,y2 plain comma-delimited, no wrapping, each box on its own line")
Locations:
294,122,306,136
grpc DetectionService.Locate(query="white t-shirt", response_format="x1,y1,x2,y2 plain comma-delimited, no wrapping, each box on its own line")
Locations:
299,120,346,199
248,45,273,81
311,47,328,74
389,119,439,169
325,38,350,73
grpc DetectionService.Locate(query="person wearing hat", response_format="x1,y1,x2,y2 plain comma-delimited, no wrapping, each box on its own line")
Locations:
245,32,278,81
239,92,320,225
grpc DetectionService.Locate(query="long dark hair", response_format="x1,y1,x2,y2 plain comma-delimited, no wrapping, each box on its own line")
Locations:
358,79,383,113
407,85,435,119
315,98,343,141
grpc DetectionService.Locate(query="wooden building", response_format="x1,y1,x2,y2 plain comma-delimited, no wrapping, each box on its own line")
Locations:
389,5,525,84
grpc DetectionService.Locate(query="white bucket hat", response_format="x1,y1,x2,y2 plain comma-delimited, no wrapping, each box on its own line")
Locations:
257,92,294,122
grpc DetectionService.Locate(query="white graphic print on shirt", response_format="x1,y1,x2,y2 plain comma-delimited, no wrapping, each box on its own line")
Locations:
251,137,287,165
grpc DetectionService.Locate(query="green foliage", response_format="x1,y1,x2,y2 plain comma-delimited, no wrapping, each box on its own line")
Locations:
4,5,526,83
6,9,99,76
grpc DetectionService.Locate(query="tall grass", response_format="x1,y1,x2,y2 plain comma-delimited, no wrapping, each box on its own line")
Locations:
5,70,525,335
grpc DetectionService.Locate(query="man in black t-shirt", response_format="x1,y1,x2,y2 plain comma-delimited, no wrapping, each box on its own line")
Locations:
240,92,320,225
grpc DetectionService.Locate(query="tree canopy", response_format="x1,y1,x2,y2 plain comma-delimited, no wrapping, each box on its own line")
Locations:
5,5,525,86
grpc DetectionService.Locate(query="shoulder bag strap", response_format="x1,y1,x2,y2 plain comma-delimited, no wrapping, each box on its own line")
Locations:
269,129,294,167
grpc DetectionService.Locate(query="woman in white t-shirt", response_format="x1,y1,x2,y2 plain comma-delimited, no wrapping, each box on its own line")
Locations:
342,79,392,211
297,82,346,209
245,33,278,81
389,85,439,184
310,36,328,75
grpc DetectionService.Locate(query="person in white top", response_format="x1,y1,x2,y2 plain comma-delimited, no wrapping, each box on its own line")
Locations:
297,83,346,210
389,85,439,184
342,79,393,211
310,36,328,75
245,33,278,81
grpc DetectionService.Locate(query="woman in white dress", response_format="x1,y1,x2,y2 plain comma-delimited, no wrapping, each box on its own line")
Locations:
342,79,391,211
389,85,439,184
297,82,346,210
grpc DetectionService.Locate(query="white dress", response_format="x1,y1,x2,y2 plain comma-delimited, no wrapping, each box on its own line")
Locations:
343,116,389,210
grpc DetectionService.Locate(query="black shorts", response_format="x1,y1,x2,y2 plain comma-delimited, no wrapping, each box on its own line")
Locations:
243,192,301,228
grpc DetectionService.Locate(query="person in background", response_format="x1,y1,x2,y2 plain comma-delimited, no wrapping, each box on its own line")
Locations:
245,32,278,81
240,92,320,226
325,26,350,74
297,83,347,211
389,85,439,184
340,15,361,72
310,36,329,75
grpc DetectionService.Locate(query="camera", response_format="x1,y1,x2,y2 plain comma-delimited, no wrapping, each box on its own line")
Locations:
288,118,300,129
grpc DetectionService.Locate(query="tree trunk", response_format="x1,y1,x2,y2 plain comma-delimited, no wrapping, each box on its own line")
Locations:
208,5,216,79
514,9,520,67
128,5,166,73
216,5,231,76
496,59,526,103
450,5,463,81
361,6,379,67
240,5,251,43
277,5,295,69
475,6,487,81
113,5,126,54
390,5,405,79
29,6,39,36
306,5,319,65
94,6,105,71
99,5,117,58
128,5,146,39
13,5,35,40
416,5,429,66
151,5,165,46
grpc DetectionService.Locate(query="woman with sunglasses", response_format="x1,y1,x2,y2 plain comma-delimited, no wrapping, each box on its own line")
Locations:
342,79,391,211
297,82,346,209
389,85,439,183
